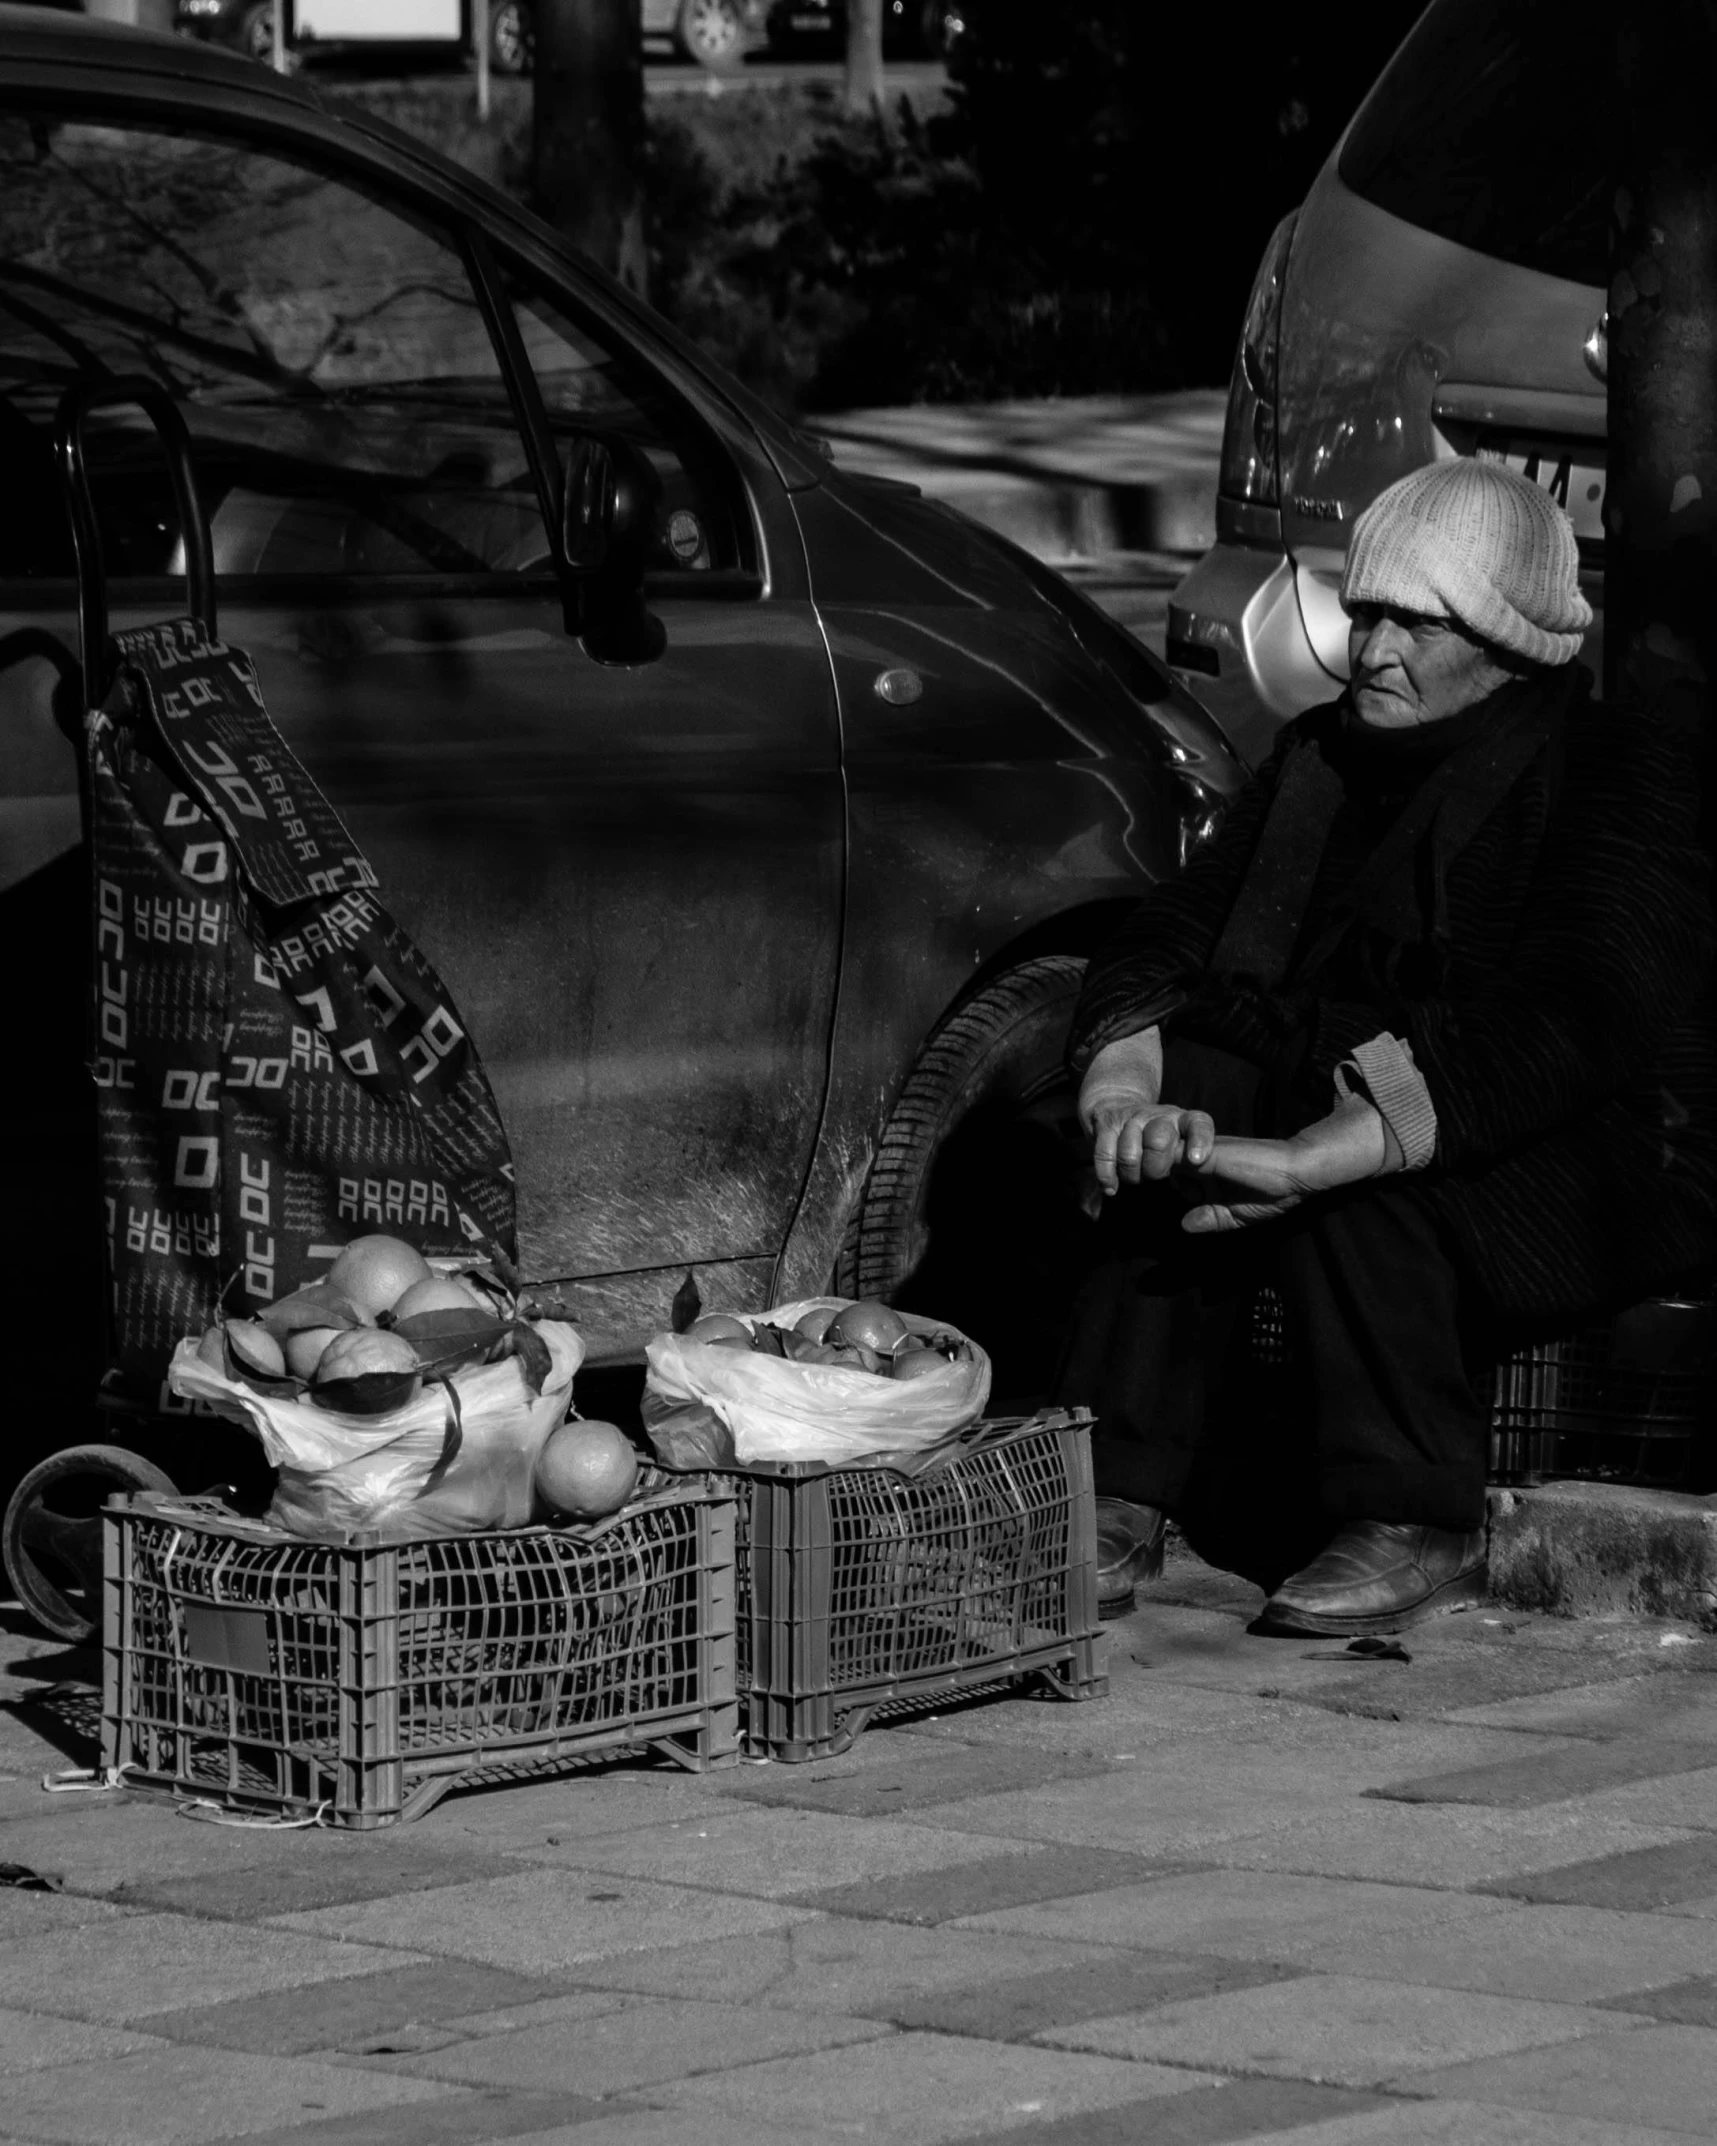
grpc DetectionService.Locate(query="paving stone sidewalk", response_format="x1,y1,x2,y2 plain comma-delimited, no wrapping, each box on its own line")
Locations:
3,1545,1716,2146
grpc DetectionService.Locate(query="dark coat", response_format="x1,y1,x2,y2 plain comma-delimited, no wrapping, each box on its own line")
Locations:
1069,668,1717,1321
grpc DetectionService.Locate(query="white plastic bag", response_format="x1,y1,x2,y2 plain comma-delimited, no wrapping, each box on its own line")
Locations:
643,1297,990,1467
168,1320,583,1541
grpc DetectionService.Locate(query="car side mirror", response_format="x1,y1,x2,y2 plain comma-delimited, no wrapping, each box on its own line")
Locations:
561,433,666,666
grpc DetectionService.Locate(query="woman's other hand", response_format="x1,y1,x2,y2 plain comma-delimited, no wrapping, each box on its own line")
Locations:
1180,1093,1391,1232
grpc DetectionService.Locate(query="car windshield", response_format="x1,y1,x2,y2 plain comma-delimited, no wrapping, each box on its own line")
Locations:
1338,0,1606,288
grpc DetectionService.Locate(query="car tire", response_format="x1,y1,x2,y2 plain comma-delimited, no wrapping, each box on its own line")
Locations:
839,955,1097,1409
675,0,747,71
916,0,958,56
4,1445,178,1644
489,0,534,75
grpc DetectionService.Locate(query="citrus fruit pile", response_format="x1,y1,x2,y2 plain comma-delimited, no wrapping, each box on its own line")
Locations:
684,1297,973,1379
194,1233,512,1414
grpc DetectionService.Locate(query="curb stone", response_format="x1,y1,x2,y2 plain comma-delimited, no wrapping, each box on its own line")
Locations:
1488,1482,1717,1629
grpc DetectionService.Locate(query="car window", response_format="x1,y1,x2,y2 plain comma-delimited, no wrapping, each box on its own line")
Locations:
1338,0,1606,288
0,114,548,584
509,278,750,577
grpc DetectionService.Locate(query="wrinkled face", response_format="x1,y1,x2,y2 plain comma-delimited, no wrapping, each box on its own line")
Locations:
1346,603,1517,728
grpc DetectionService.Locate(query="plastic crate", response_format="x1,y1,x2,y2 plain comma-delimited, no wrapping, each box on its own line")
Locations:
1489,1295,1717,1491
725,1409,1106,1761
102,1487,738,1827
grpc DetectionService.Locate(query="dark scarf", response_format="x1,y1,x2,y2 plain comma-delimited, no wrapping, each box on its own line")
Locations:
1207,665,1581,1003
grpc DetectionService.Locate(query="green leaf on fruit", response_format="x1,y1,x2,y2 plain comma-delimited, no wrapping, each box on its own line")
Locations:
393,1308,508,1367
310,1368,422,1416
509,1321,553,1396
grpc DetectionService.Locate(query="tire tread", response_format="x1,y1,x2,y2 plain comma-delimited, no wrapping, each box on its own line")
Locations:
845,954,1087,1303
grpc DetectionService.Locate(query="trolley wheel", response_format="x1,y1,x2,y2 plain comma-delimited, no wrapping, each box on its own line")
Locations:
3,1445,177,1644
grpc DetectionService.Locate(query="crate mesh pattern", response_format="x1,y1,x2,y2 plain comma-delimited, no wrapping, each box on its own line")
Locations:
1249,1286,1714,1491
104,1489,737,1826
1489,1309,1715,1490
734,1410,1105,1761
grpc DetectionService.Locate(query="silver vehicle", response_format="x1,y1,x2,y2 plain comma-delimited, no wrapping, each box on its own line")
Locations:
176,0,764,73
1168,0,1607,764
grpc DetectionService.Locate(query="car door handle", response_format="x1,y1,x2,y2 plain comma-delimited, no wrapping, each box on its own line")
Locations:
874,667,923,705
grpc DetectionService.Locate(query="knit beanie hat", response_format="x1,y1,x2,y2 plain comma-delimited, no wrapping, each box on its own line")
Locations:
1341,458,1593,666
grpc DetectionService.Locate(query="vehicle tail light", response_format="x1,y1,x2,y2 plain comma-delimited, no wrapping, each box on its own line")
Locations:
1219,213,1297,511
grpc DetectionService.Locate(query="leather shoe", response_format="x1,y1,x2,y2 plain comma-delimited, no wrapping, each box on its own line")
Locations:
1096,1497,1167,1620
1257,1520,1486,1637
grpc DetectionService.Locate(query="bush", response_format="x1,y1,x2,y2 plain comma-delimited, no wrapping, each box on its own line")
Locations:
336,2,1420,411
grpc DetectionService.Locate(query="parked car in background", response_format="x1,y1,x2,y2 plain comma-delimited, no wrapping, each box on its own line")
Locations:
175,0,764,74
0,3,1239,1632
1166,0,1605,766
765,0,962,61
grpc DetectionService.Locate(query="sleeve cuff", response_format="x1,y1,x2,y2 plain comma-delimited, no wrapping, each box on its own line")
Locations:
1339,1032,1438,1171
1069,989,1191,1076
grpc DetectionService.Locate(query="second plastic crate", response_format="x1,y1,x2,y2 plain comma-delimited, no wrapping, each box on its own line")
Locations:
103,1485,738,1827
729,1408,1106,1761
1489,1294,1717,1490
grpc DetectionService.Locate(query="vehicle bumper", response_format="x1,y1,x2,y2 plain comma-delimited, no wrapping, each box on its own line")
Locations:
1166,536,1346,767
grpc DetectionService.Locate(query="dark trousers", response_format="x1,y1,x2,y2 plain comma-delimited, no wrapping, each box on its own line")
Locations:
1054,1041,1493,1587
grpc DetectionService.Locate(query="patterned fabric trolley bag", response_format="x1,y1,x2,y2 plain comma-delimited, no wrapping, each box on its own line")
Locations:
89,620,517,1403
62,381,517,1406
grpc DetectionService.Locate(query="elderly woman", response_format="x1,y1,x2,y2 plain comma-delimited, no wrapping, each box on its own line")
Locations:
1062,457,1717,1633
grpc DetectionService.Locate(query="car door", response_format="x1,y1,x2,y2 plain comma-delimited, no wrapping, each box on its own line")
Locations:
0,105,843,1376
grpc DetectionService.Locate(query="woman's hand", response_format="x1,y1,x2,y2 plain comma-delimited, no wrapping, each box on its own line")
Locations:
1180,1093,1391,1233
1079,1030,1219,1195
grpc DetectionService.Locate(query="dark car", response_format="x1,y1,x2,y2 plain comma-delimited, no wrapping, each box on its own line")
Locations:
0,4,1238,1633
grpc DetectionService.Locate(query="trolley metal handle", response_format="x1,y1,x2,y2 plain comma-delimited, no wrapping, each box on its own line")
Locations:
53,375,216,708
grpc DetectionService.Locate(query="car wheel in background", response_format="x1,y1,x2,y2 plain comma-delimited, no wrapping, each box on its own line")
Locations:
489,0,534,74
917,0,960,56
235,2,277,63
676,0,746,70
839,955,1097,1411
4,1445,178,1643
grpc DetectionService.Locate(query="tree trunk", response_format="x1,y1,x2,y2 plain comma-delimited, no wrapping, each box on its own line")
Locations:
1607,2,1717,779
844,0,885,114
533,0,649,297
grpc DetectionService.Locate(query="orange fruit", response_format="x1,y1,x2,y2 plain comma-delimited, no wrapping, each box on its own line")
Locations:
686,1313,752,1349
535,1419,639,1519
892,1346,945,1381
829,1298,908,1355
391,1274,485,1320
284,1325,345,1381
259,1282,370,1338
225,1320,286,1379
314,1327,421,1383
326,1235,433,1318
196,1326,226,1371
794,1305,840,1343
